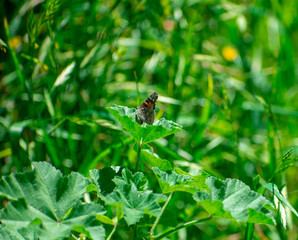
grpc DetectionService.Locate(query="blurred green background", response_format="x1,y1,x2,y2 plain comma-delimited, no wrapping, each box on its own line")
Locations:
0,0,297,239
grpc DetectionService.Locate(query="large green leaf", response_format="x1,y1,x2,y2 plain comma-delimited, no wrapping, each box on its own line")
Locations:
153,167,209,194
193,177,276,225
107,105,182,144
103,168,167,226
0,162,105,240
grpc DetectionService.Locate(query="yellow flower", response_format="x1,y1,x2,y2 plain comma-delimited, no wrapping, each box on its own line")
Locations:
42,64,49,71
8,36,22,49
222,46,237,62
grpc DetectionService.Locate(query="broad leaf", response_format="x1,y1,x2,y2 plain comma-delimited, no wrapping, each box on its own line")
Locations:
107,105,182,144
141,148,173,171
103,169,167,225
0,162,105,240
193,177,276,225
153,167,209,194
262,183,298,217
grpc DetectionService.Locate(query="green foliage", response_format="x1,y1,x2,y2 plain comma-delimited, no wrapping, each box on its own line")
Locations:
0,162,105,240
153,167,209,194
0,224,27,240
0,161,283,240
102,169,167,226
0,161,283,239
1,0,297,239
193,177,275,225
262,183,298,217
88,166,123,195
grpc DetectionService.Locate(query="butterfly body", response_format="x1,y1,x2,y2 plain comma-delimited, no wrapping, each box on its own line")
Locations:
137,92,158,125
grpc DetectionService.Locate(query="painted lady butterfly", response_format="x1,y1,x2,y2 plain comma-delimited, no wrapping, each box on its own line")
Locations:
137,92,158,125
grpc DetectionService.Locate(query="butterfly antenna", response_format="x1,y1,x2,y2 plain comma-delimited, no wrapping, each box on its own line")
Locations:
128,95,137,106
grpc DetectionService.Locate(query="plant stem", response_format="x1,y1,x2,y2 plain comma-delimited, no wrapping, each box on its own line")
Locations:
71,234,79,239
151,215,212,240
244,223,254,240
106,223,117,240
150,192,173,237
135,139,143,171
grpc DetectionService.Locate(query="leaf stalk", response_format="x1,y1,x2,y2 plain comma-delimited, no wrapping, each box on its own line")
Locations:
106,222,117,240
150,192,173,236
151,215,212,240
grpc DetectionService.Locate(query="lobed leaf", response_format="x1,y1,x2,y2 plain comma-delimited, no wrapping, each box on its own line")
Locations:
0,162,105,240
102,169,167,226
107,105,182,144
193,177,276,225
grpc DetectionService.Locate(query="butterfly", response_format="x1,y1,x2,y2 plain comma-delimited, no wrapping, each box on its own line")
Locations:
137,92,158,125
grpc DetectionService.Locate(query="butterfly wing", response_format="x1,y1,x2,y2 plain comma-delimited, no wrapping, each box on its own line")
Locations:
137,106,155,125
137,92,158,125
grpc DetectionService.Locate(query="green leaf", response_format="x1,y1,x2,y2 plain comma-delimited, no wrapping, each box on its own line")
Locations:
262,183,298,217
88,166,123,196
193,177,276,225
96,215,114,225
0,38,8,47
0,162,105,240
52,61,76,90
103,169,167,226
153,167,209,194
44,88,55,117
107,105,182,144
141,148,173,171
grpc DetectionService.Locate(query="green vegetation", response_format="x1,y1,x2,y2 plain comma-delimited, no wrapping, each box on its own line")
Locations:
0,0,297,239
